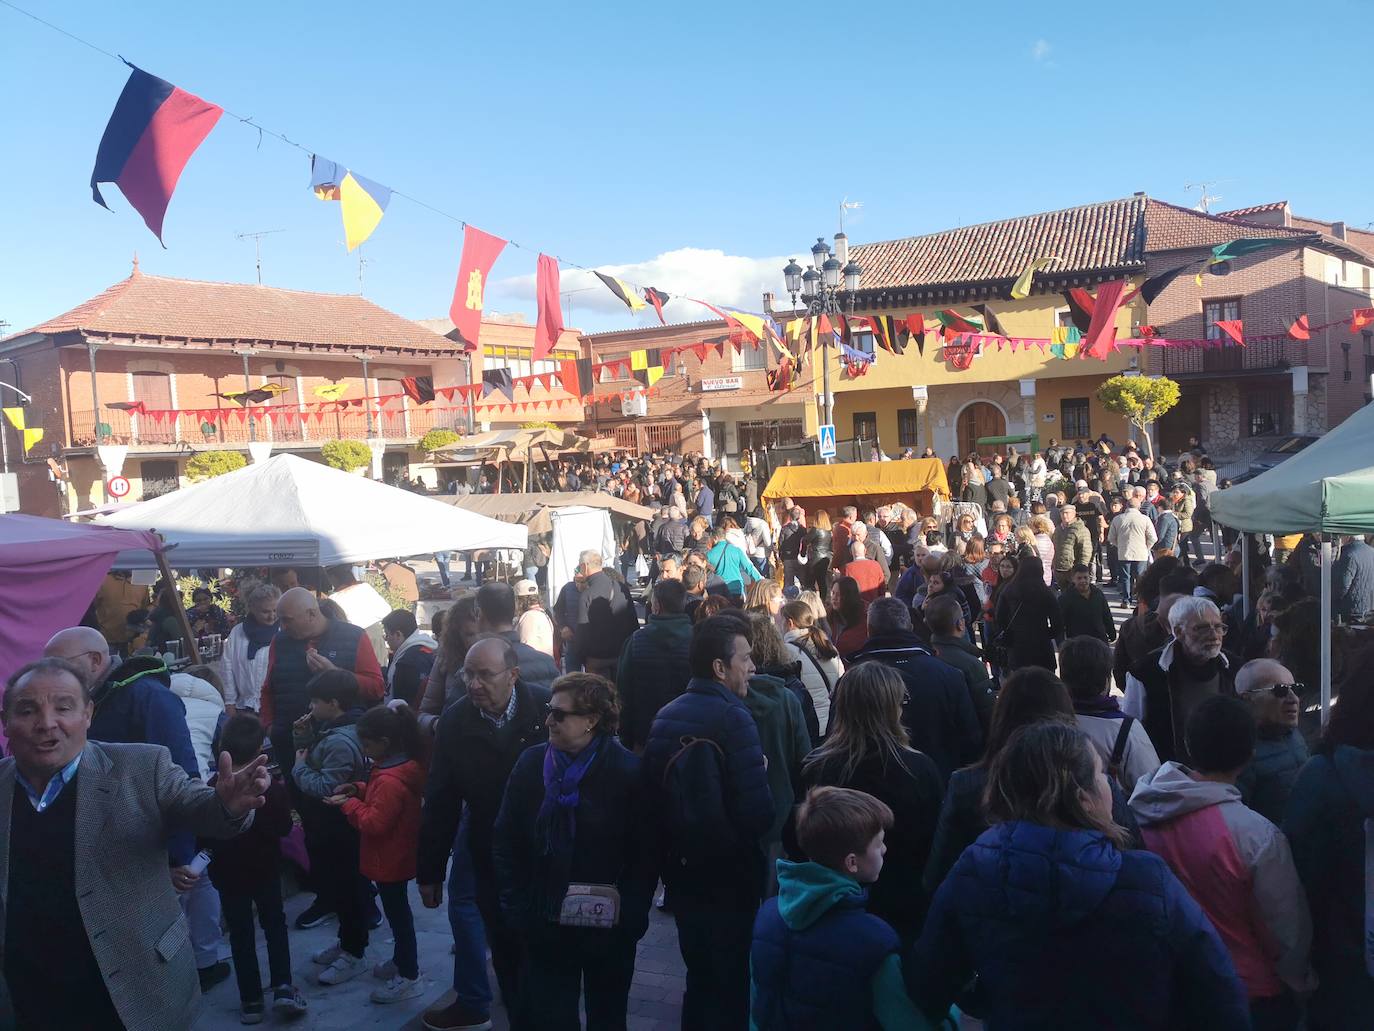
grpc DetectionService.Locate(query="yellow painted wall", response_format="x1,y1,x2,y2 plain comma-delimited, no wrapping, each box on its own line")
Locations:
830,374,1135,453
819,287,1142,396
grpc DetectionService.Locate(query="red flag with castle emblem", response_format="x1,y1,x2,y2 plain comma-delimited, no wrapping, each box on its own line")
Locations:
449,225,507,352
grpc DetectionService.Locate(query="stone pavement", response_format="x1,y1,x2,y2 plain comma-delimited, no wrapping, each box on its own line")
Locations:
197,884,686,1030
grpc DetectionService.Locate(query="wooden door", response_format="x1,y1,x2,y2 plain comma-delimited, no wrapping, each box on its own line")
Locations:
958,402,1006,457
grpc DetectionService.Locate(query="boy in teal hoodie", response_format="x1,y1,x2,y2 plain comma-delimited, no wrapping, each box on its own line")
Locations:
750,786,936,1030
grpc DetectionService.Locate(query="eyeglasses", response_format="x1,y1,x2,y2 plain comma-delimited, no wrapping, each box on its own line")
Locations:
1244,682,1306,699
1185,623,1228,637
544,702,590,723
463,666,513,683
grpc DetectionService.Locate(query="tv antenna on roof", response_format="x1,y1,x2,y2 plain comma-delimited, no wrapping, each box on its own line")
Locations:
1184,182,1223,213
235,229,286,284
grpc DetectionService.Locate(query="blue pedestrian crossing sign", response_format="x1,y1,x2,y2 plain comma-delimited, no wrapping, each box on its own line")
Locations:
818,423,837,459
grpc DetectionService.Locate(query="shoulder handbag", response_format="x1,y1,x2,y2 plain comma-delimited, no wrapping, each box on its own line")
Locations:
988,603,1022,669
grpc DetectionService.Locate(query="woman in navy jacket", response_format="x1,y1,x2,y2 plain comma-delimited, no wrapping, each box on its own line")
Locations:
909,722,1249,1030
492,672,657,1030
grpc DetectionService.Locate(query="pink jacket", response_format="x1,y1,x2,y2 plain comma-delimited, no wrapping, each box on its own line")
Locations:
1128,762,1315,999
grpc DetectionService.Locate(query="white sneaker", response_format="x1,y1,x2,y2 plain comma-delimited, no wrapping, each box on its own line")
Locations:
311,941,342,965
317,952,368,986
372,959,397,981
370,975,424,1004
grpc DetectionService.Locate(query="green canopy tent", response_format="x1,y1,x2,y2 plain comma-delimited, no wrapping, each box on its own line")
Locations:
1210,400,1374,721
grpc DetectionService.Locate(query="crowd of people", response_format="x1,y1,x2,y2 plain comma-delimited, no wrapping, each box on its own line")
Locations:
3,433,1374,1031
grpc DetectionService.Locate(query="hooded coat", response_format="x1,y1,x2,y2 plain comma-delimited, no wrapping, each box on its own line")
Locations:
1283,745,1374,1028
340,756,425,882
909,821,1249,1029
751,860,930,1031
1128,762,1314,1000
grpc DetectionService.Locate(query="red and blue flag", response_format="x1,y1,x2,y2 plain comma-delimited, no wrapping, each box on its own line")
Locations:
90,65,223,243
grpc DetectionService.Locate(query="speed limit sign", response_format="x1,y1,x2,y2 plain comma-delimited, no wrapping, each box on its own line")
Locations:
107,476,130,498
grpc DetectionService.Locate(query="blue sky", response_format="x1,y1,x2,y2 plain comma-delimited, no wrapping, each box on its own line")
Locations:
2,0,1369,337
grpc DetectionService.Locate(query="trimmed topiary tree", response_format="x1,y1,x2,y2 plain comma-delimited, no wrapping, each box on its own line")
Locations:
185,449,247,482
1096,375,1181,460
320,439,373,473
419,428,461,454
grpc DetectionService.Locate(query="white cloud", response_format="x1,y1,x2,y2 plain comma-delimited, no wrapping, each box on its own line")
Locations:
1031,38,1052,62
491,246,792,330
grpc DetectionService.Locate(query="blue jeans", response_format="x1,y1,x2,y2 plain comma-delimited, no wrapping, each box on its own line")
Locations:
434,552,451,588
449,813,491,1011
1119,559,1146,602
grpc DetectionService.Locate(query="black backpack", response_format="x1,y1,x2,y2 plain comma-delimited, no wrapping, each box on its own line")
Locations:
661,734,740,866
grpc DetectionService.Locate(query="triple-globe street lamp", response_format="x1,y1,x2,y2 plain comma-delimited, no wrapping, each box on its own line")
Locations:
783,235,861,457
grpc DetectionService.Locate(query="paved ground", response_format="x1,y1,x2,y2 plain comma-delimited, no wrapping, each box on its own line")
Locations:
198,551,1172,1029
197,884,686,1029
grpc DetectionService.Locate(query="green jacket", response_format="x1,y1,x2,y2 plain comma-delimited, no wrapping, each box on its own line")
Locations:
1052,519,1093,572
745,674,812,846
929,634,996,734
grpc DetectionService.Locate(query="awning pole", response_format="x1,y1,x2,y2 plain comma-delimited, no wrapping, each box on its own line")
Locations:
1321,536,1333,726
1240,532,1251,621
154,544,202,665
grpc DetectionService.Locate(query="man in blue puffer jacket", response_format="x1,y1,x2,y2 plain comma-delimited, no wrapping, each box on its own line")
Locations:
642,616,774,1031
752,786,934,1031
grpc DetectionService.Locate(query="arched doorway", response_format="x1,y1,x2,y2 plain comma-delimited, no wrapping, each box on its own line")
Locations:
957,401,1006,457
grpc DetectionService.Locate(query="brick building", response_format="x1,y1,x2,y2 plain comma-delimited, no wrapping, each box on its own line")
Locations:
842,195,1374,467
1144,201,1374,464
0,267,581,515
580,317,816,463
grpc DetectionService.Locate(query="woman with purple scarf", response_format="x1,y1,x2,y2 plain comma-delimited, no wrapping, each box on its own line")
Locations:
492,672,658,1029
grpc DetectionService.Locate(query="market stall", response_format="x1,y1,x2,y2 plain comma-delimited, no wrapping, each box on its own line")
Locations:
1211,400,1374,722
442,491,649,602
95,452,526,567
430,427,618,492
0,516,171,744
761,458,951,517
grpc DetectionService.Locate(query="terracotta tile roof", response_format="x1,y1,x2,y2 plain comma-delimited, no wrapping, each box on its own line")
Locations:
1215,201,1289,219
850,196,1149,292
7,271,460,353
848,196,1328,295
1142,199,1316,253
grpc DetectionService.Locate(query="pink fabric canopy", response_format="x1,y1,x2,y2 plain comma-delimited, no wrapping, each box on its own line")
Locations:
0,516,163,727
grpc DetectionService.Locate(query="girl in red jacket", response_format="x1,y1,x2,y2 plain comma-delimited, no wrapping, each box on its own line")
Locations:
326,705,426,1005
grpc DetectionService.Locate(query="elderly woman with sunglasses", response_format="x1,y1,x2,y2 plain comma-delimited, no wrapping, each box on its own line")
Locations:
492,672,657,1030
1232,659,1309,826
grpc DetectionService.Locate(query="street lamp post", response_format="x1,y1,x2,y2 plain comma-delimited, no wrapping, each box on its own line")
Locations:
782,235,861,462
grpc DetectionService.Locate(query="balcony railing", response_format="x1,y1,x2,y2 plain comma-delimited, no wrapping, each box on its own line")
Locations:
68,405,471,449
1160,337,1306,376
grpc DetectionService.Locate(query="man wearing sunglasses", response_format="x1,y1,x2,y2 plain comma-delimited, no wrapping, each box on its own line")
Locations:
1234,659,1310,826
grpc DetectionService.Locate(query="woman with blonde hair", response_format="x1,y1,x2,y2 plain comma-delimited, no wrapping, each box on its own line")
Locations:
1029,514,1056,586
745,579,785,625
788,662,943,944
797,589,832,639
910,722,1246,1029
746,611,820,748
780,600,843,736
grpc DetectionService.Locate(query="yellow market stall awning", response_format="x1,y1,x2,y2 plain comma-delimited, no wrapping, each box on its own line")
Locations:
763,459,950,514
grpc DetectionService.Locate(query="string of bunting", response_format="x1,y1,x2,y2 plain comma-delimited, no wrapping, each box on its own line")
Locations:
0,1,795,365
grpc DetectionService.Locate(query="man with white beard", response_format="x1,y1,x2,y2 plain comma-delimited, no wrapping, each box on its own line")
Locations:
1124,596,1240,765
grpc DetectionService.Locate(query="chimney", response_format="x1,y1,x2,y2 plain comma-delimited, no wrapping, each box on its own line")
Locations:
762,291,775,314
1332,221,1348,240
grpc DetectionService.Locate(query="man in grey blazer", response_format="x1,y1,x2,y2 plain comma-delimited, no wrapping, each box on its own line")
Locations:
0,657,272,1031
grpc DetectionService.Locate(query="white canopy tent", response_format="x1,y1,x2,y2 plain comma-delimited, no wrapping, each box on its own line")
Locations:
1210,401,1374,722
95,453,526,568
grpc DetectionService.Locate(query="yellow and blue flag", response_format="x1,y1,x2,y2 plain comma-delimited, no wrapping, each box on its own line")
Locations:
310,155,392,252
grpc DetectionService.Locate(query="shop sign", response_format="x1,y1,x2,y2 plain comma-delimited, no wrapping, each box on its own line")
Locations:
700,376,743,392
